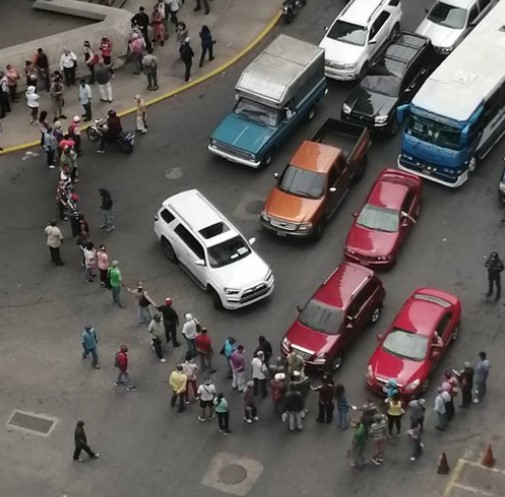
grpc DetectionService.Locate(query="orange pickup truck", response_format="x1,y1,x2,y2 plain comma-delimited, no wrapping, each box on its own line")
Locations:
260,119,370,240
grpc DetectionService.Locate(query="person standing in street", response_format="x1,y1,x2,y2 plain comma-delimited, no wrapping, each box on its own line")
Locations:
222,336,236,378
148,314,167,362
434,386,448,430
285,346,305,376
157,297,181,347
385,393,404,436
194,0,210,14
45,220,64,266
83,242,97,283
79,80,92,122
179,37,194,83
81,325,100,369
73,421,99,461
6,64,20,103
230,345,245,392
485,252,504,301
474,351,490,403
243,381,259,424
98,188,114,232
169,0,181,26
60,49,77,87
26,86,40,125
284,385,304,432
195,327,217,373
182,351,198,404
270,372,287,416
181,312,198,356
50,73,66,120
43,125,57,169
142,47,159,91
359,399,378,436
114,345,135,391
335,383,353,430
442,370,458,421
197,378,216,421
255,335,273,369
312,374,335,424
69,116,82,156
408,396,426,432
95,61,113,103
407,420,423,462
99,37,114,75
199,25,215,67
134,95,147,133
349,421,367,469
97,244,109,287
83,41,98,84
108,260,123,307
214,393,231,434
127,282,157,325
370,413,387,465
251,351,268,398
0,72,10,118
456,361,474,408
129,33,146,75
35,48,50,92
169,364,187,412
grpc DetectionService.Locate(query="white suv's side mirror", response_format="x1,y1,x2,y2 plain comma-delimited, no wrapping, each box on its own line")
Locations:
195,259,205,267
248,237,256,245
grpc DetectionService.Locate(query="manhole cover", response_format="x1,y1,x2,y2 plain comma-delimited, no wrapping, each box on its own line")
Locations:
218,464,248,485
6,410,59,436
245,200,264,215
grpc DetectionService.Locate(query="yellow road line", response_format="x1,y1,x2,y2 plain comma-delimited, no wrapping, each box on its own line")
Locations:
442,458,467,497
0,11,281,156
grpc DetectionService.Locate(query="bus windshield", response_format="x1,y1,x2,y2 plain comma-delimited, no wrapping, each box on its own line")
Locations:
405,113,462,150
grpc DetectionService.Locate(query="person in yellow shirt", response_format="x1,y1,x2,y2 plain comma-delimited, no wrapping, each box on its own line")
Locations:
169,364,187,412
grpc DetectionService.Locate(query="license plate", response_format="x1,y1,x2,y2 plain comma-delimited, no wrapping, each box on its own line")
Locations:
276,231,287,237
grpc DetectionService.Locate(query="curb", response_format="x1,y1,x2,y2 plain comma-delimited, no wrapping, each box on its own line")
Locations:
0,11,281,157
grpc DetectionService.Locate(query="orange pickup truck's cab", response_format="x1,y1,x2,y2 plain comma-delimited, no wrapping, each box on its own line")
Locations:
261,119,369,240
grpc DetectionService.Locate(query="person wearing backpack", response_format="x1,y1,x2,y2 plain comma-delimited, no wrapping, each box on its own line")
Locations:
114,345,135,391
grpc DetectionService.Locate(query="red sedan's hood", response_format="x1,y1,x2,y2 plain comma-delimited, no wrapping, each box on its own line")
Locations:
368,346,429,387
285,320,339,357
345,224,399,258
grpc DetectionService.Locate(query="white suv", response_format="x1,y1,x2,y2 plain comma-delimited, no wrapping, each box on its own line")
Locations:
319,0,403,80
154,190,274,310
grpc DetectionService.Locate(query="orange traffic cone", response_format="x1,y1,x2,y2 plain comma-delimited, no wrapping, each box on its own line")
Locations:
437,452,450,475
482,445,495,468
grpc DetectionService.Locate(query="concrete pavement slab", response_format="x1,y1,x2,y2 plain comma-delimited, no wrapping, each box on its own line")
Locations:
0,0,280,153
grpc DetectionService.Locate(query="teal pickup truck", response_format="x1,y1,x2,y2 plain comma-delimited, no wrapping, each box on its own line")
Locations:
208,34,328,168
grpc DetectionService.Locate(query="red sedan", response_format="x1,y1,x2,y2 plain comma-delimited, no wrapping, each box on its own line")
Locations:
344,169,422,267
366,288,462,397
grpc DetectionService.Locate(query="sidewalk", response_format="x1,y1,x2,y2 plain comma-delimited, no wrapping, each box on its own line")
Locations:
0,0,280,153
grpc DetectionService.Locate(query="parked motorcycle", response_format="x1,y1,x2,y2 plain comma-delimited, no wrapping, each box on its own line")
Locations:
86,119,135,154
281,0,305,24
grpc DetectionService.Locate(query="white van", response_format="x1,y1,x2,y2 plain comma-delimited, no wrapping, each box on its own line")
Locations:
154,190,274,310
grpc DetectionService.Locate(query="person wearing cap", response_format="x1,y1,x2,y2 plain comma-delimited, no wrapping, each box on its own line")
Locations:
197,377,216,421
230,345,246,392
107,260,123,307
69,116,82,155
169,364,187,412
81,325,100,369
148,314,166,362
135,95,147,134
456,361,474,408
127,282,157,325
243,381,259,423
114,345,135,391
179,36,194,83
45,220,64,266
157,298,181,347
73,420,99,461
369,413,387,465
251,351,268,398
182,312,199,356
270,372,287,416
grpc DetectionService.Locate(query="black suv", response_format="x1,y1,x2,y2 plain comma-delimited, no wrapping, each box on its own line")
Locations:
341,32,437,136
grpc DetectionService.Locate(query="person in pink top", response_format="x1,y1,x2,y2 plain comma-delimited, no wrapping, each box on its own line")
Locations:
151,4,166,46
230,345,246,392
129,33,146,75
97,244,109,287
99,37,114,75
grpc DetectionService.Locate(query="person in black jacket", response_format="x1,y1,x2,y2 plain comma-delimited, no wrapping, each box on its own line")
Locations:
199,25,215,67
284,386,304,432
255,335,273,368
179,37,195,82
131,6,151,48
157,297,181,347
73,420,99,461
485,251,504,301
98,188,114,232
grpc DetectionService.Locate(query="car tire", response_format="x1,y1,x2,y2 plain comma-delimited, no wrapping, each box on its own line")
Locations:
260,150,274,169
370,305,382,324
209,286,224,310
312,218,326,241
390,23,400,40
351,156,367,184
388,117,399,136
307,105,317,122
161,238,177,263
451,324,460,343
331,355,343,371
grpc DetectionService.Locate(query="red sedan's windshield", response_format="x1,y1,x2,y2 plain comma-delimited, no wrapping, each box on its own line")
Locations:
382,328,429,361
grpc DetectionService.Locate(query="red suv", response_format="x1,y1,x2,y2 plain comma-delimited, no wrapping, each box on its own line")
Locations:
281,262,385,372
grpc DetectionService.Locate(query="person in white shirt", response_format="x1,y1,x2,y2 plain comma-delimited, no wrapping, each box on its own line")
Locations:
60,49,77,87
182,312,198,356
197,378,216,421
45,220,64,265
182,351,198,404
78,80,92,121
25,86,40,124
251,351,268,398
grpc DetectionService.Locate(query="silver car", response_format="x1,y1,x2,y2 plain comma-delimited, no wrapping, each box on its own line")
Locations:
415,0,497,55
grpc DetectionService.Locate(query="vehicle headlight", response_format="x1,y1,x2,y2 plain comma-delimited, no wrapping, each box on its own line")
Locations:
314,354,326,364
499,183,505,193
260,210,269,221
376,255,390,261
209,138,217,147
282,337,291,349
265,270,273,282
404,379,420,392
374,114,389,124
343,63,356,70
366,364,373,379
440,46,453,55
297,222,313,231
342,103,352,115
345,246,355,255
224,288,240,295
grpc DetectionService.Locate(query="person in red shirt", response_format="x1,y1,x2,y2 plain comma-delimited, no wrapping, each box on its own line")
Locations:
59,134,75,153
195,328,217,373
311,375,335,423
114,345,136,391
68,116,82,156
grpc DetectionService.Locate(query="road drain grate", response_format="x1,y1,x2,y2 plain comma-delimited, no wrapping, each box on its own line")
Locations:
6,410,59,436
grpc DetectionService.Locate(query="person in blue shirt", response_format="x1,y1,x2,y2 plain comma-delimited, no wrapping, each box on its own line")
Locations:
82,325,100,369
222,336,236,379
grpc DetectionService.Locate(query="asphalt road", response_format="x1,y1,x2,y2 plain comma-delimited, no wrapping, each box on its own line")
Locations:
1,1,504,497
